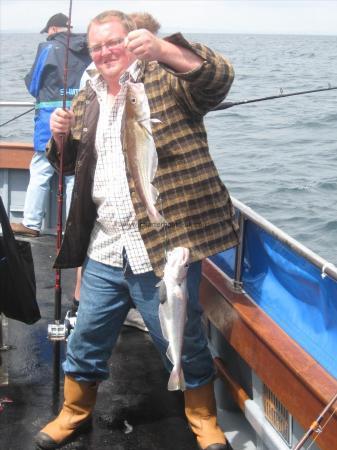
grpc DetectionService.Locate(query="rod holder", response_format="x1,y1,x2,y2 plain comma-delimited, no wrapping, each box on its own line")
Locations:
233,212,246,292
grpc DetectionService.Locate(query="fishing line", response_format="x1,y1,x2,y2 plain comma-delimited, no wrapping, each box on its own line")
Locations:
305,403,337,450
159,196,169,262
294,391,337,450
0,107,35,127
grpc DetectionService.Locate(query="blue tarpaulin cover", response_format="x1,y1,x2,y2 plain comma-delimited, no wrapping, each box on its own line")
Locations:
210,220,337,381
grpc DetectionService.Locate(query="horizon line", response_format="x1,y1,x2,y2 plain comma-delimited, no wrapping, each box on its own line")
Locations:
1,29,336,37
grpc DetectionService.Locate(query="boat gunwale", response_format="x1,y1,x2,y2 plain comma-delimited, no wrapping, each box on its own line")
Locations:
200,257,337,450
0,142,33,170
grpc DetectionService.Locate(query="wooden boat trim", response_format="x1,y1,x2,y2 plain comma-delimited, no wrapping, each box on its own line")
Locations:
214,357,250,412
200,258,337,450
0,142,33,169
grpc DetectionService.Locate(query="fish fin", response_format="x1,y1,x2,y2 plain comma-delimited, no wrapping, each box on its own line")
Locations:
138,119,153,137
150,184,159,203
148,156,158,185
147,186,167,227
159,305,169,342
166,345,174,364
138,117,161,125
158,280,167,304
167,367,186,391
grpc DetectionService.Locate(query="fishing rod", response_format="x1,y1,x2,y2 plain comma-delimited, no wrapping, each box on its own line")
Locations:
212,85,337,111
293,391,337,450
0,107,35,128
51,0,73,337
3,84,335,126
49,0,74,397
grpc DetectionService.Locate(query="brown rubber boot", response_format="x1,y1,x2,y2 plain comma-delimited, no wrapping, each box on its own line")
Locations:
184,382,229,450
35,375,98,449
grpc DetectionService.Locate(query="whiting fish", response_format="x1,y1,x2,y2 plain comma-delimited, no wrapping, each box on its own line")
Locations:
158,247,190,391
123,81,166,227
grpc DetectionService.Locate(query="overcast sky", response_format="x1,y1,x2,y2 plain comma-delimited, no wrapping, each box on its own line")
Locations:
1,0,337,34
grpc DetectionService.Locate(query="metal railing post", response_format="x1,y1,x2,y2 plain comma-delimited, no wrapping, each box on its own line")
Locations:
233,211,246,292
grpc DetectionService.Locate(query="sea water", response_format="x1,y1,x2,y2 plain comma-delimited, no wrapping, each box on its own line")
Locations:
0,32,336,263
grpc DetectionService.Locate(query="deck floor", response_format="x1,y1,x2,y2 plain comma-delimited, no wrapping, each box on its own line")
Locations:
0,235,199,450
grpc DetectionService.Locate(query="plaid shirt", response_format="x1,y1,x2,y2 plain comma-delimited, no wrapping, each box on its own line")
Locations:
48,33,239,277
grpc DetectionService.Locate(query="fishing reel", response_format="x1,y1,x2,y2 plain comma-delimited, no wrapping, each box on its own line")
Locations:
47,321,67,341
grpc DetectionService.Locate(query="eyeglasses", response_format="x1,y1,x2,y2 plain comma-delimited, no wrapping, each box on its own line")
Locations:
88,37,125,55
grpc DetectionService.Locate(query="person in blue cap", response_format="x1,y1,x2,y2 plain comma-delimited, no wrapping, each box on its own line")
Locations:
11,13,91,238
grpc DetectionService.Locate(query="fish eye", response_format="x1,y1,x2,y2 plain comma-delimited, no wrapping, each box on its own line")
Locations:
131,97,137,104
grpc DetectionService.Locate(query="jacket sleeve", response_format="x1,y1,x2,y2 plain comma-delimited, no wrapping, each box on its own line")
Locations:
46,135,78,176
24,43,53,98
160,33,234,117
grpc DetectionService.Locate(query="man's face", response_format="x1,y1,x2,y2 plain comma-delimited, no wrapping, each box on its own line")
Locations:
88,19,134,83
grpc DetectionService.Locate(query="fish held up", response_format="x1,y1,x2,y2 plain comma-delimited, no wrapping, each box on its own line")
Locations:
123,81,166,229
158,246,190,391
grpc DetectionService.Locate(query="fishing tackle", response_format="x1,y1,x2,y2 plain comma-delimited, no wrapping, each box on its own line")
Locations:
49,0,73,337
293,391,337,449
0,107,35,128
212,85,337,111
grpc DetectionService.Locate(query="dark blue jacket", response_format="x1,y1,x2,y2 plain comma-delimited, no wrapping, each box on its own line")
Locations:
25,32,91,151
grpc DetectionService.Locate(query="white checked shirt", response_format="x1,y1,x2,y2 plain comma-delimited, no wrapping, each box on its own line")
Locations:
87,63,153,274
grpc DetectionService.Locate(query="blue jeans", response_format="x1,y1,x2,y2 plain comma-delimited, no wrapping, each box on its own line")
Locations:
63,257,215,389
23,152,74,231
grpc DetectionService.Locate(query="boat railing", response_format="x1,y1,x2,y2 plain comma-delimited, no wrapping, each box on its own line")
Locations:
0,101,35,107
210,195,337,383
231,196,337,284
0,101,35,129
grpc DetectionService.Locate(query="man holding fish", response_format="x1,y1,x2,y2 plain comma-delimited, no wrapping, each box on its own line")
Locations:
35,10,237,450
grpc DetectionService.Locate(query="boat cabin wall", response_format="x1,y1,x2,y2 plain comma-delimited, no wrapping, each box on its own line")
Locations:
0,142,64,232
205,318,322,450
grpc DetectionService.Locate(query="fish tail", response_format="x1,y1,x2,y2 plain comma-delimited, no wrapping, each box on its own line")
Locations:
167,367,186,392
179,369,186,391
147,185,166,226
147,207,167,229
